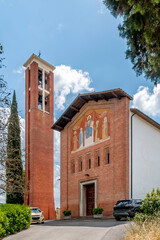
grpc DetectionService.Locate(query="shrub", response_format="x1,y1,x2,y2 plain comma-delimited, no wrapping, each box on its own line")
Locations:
93,207,104,215
134,213,150,224
134,188,160,224
141,188,160,215
0,211,9,237
0,204,31,237
62,210,71,216
126,189,160,239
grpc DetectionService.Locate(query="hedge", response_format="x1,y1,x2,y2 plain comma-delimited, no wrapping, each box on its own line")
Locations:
0,204,31,237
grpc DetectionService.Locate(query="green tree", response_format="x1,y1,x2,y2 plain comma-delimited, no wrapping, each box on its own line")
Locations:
0,43,11,196
134,188,160,223
103,0,160,84
0,43,10,108
6,90,24,204
141,188,160,215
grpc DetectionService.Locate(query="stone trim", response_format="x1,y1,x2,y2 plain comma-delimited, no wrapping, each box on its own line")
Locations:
80,179,97,216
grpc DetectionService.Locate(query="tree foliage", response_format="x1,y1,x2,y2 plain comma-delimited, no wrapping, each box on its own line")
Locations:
0,44,10,108
141,188,160,215
103,0,160,84
0,45,24,202
0,43,11,196
134,188,160,223
6,90,24,204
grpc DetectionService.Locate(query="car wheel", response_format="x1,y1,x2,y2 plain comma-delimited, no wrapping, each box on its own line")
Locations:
42,221,44,224
115,217,121,221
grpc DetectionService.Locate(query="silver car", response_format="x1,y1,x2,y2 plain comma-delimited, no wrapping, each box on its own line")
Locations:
30,207,45,224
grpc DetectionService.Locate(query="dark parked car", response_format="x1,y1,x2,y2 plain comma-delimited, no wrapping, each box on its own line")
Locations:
113,199,143,221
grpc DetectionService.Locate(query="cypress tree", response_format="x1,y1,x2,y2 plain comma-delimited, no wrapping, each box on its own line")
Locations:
6,90,24,204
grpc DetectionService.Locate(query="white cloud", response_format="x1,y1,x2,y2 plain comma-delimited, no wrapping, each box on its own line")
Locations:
54,127,60,164
13,66,25,81
19,116,25,153
53,118,60,208
13,64,94,111
132,84,160,116
13,66,25,75
54,65,94,110
0,107,10,124
54,164,60,208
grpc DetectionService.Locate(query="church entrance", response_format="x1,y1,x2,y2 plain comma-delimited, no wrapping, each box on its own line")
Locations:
86,184,95,216
80,179,97,217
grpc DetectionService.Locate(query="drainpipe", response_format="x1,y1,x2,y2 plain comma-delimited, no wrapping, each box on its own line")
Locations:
131,112,136,199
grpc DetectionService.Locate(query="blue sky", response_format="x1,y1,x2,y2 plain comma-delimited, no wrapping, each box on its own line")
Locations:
1,0,160,207
1,0,160,121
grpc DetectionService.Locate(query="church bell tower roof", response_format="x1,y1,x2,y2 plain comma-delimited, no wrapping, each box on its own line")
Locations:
24,53,55,71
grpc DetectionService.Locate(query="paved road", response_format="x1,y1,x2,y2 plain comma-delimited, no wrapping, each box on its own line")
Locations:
5,218,131,240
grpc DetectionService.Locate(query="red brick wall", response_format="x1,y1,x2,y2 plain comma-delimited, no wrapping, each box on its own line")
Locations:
60,97,130,218
25,61,55,219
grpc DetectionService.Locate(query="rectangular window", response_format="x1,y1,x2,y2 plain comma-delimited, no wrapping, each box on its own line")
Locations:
45,95,50,113
71,159,75,174
89,159,91,169
38,69,42,88
86,153,91,169
95,149,100,167
38,69,50,113
78,156,83,172
38,93,43,110
28,90,30,111
45,72,49,91
98,156,100,166
104,147,110,165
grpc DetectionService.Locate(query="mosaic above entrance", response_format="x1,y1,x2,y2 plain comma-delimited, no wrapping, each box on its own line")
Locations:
71,109,110,153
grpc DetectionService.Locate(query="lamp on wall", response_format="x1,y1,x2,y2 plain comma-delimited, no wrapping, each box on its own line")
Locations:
84,174,90,177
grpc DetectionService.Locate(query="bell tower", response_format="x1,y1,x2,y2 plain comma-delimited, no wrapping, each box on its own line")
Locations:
24,54,56,219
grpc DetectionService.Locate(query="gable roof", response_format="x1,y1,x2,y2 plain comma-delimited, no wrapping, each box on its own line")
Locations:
52,88,132,132
130,108,160,130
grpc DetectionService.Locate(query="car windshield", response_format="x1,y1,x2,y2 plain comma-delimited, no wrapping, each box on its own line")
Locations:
116,200,132,206
31,208,41,213
135,199,143,204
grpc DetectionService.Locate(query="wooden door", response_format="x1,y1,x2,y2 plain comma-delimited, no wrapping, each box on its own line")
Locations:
86,184,95,216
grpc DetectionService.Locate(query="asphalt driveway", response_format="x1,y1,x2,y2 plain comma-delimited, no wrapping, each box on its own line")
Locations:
4,218,131,240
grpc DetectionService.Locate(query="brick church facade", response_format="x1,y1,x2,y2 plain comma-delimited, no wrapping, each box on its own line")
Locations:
53,90,131,217
53,89,160,218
